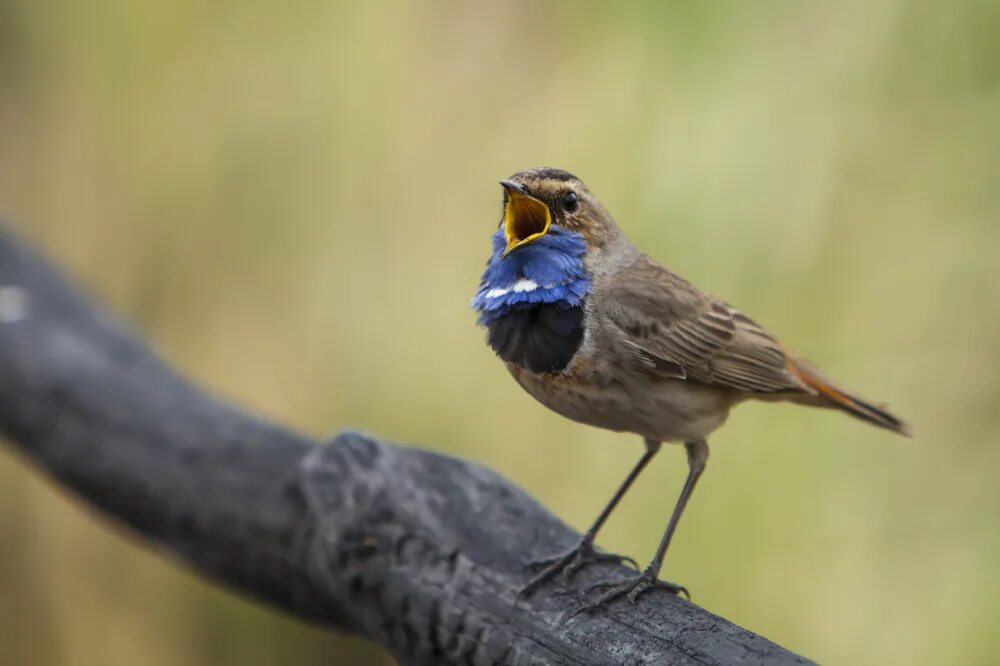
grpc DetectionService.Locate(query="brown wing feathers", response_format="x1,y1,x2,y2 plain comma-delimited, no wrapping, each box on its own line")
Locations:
605,256,809,394
605,254,910,435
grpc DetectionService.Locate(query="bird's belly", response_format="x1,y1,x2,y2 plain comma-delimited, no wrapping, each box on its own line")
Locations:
509,364,734,443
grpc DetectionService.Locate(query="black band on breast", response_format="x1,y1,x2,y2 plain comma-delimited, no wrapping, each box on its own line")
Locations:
485,303,585,374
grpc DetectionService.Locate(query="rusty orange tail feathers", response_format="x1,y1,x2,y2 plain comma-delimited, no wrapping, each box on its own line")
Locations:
787,357,911,436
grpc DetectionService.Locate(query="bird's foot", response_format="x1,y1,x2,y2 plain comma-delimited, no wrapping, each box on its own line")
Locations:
576,567,689,614
518,539,638,599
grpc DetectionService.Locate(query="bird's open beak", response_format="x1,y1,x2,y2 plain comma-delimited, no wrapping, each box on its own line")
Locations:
500,180,551,257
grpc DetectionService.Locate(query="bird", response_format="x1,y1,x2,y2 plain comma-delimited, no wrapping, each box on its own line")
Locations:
471,167,910,607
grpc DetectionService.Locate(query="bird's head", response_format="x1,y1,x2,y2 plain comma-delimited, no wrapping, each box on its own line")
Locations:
472,168,602,328
498,167,616,256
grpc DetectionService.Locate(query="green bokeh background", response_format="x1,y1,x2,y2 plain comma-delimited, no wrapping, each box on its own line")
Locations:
1,2,998,664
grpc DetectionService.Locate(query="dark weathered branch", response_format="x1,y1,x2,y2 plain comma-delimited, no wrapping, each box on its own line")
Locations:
0,225,812,665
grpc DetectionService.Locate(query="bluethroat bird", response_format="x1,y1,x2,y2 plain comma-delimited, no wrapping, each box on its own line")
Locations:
472,167,909,608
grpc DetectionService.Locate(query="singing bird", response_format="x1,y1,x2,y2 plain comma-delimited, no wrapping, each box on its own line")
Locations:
472,167,909,606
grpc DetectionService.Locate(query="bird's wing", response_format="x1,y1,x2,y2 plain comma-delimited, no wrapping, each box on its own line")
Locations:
601,255,812,394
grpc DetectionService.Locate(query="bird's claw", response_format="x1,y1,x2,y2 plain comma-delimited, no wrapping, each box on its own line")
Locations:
519,540,638,600
567,549,638,577
575,569,689,615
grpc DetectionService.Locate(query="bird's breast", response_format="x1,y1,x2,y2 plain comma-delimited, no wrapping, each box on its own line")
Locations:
484,303,584,374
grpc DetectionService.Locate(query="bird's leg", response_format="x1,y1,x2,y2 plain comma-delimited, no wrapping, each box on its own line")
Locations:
581,440,708,610
519,440,662,599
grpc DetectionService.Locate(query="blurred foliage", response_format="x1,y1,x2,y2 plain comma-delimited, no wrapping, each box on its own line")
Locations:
1,1,998,664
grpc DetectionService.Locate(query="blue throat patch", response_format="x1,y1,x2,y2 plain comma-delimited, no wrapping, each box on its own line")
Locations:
472,225,590,324
472,225,590,374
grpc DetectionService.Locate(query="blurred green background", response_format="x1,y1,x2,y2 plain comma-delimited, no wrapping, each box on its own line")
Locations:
1,1,998,664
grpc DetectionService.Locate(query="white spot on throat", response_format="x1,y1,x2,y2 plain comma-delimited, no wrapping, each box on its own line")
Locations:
484,278,540,299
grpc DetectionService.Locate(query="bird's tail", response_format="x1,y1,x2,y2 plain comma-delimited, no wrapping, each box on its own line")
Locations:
786,357,911,436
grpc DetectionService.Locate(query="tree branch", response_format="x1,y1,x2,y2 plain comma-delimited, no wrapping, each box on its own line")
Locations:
0,225,812,665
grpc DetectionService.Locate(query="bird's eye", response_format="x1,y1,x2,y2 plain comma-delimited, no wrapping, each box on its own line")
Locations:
562,191,578,212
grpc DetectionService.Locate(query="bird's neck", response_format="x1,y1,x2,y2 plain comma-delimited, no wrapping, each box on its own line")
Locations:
582,222,637,280
472,225,590,324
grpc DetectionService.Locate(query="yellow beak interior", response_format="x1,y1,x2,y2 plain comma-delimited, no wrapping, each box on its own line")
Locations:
503,192,551,255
